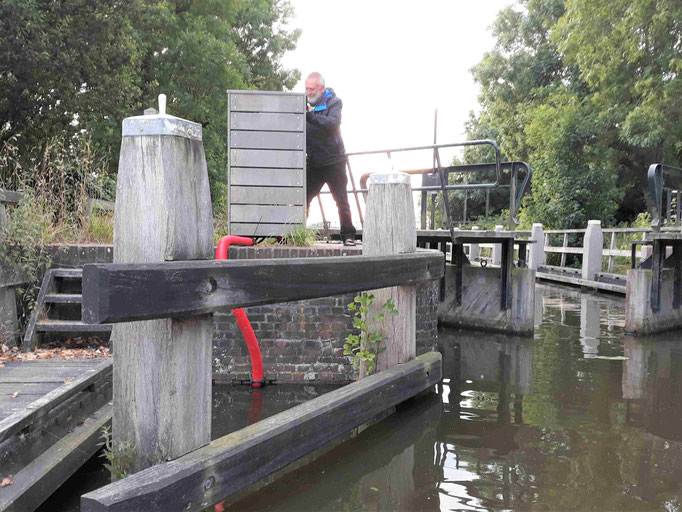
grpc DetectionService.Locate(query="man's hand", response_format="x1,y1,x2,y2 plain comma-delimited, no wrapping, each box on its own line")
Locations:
307,103,314,112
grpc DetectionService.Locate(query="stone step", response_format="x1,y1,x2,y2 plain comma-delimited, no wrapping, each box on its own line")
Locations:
51,268,83,279
44,293,82,304
35,320,112,333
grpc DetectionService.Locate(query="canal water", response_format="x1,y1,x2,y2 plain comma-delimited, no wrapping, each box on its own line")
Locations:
41,283,682,511
226,284,682,512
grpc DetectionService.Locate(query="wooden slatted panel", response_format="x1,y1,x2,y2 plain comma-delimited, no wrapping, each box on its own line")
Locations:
230,148,304,169
229,205,302,223
229,168,303,187
229,112,304,132
229,93,305,113
229,223,304,237
230,130,303,150
227,90,306,237
230,186,303,206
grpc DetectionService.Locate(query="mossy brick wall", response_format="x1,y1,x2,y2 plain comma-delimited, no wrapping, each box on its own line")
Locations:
213,245,440,384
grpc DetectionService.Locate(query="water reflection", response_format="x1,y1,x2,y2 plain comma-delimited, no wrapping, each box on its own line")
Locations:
228,285,682,512
623,334,682,442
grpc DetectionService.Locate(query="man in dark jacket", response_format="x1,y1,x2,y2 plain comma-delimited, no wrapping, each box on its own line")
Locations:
305,72,357,246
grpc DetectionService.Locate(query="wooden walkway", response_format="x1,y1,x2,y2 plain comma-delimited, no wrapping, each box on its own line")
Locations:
0,358,112,511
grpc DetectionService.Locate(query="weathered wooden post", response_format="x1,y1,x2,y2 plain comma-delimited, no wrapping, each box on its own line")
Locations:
362,172,417,377
113,96,214,473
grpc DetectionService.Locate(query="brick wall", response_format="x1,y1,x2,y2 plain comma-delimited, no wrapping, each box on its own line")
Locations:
213,245,440,384
42,243,441,384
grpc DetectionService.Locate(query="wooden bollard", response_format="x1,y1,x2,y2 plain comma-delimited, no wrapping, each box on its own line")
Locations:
113,97,214,473
362,172,417,377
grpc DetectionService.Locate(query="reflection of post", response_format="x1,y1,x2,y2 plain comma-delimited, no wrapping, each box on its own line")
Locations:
580,295,601,358
363,172,417,377
441,328,533,397
622,337,646,400
360,446,415,511
534,287,544,329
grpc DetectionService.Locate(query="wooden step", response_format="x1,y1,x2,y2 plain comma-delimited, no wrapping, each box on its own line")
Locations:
35,320,112,333
44,293,83,304
51,268,83,279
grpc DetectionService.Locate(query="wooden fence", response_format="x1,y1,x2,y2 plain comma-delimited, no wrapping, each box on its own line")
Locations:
530,222,681,294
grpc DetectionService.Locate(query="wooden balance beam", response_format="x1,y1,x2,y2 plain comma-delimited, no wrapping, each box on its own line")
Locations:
82,251,444,324
81,352,441,511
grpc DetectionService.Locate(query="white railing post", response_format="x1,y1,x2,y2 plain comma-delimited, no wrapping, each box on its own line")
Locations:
607,231,617,273
529,223,545,270
469,226,480,262
560,233,568,267
492,225,504,265
582,220,603,281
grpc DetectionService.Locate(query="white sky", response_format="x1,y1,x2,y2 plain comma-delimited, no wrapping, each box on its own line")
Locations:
280,0,513,226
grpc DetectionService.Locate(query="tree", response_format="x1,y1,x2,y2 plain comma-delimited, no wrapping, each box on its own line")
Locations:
0,0,141,161
0,0,301,206
465,0,681,228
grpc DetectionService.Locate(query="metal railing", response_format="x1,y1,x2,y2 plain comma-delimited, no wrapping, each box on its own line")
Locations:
648,163,682,231
316,140,532,243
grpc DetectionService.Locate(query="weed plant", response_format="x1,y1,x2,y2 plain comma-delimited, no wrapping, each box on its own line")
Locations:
344,292,398,375
99,426,134,481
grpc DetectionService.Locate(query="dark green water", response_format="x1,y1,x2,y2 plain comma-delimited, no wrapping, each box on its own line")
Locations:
227,284,682,512
41,284,682,511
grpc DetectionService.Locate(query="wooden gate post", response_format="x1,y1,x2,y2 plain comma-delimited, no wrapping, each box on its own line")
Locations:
362,172,417,377
113,97,214,473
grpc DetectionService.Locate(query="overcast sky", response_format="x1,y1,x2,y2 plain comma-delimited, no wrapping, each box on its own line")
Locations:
280,0,512,225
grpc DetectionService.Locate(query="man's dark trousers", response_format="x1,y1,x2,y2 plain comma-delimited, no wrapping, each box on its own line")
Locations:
306,159,356,239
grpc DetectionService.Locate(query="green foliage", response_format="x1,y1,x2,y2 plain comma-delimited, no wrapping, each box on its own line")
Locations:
0,134,116,330
99,426,134,481
0,193,55,327
84,212,115,244
282,226,318,247
343,292,398,375
0,0,301,209
466,0,681,229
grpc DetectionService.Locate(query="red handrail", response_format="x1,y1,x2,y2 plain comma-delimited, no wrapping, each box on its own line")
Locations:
215,236,264,388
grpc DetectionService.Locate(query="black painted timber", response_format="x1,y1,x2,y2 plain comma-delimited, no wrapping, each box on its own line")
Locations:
81,352,442,512
82,251,444,324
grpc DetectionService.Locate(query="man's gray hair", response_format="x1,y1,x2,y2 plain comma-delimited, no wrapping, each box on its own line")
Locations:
307,72,325,87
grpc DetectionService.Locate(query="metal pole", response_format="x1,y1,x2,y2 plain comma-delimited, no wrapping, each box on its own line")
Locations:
345,158,364,227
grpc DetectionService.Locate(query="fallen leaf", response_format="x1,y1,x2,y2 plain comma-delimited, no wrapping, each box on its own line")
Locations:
370,487,379,491
64,378,72,384
0,477,14,487
11,392,18,399
1,344,8,353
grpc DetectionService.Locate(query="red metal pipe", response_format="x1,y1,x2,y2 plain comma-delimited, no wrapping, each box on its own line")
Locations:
215,235,264,388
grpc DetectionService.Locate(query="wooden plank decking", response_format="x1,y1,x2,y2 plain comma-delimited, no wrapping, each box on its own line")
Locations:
0,358,112,511
0,358,109,423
